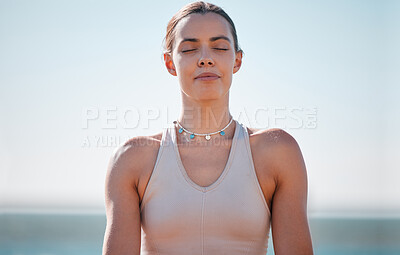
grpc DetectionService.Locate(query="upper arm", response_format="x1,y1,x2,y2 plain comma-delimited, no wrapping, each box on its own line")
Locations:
102,141,144,255
268,130,314,255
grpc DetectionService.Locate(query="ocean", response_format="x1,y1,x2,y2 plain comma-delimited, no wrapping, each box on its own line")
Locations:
1,212,399,255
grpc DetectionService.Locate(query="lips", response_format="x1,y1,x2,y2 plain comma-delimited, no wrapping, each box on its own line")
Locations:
195,72,220,81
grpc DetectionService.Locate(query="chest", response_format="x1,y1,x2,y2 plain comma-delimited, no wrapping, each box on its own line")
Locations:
139,134,272,251
138,134,276,214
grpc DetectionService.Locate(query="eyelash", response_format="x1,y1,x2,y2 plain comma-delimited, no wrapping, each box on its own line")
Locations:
182,48,228,53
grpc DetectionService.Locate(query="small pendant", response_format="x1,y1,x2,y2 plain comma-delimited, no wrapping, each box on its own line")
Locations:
190,134,195,139
179,128,183,134
220,131,225,136
205,135,211,140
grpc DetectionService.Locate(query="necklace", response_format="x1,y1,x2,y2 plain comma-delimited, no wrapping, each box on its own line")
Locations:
173,118,234,141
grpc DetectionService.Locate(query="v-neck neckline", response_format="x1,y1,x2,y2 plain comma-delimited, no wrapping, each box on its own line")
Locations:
170,119,240,193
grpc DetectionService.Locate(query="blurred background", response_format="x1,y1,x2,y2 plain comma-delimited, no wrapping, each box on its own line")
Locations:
1,0,399,254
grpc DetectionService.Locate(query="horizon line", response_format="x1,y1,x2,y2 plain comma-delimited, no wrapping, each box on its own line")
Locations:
1,207,400,219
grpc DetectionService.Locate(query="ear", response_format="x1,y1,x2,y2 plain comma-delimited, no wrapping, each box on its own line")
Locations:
233,51,243,74
164,53,177,76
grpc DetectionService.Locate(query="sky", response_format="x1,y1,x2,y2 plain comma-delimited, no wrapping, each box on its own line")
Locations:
0,0,399,216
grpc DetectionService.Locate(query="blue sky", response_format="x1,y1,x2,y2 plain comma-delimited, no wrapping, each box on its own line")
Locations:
0,0,399,216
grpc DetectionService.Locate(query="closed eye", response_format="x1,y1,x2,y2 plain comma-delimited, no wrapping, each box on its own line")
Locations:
182,48,228,53
182,49,196,53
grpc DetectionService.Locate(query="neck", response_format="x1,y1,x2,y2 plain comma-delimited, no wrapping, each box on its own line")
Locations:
178,99,232,134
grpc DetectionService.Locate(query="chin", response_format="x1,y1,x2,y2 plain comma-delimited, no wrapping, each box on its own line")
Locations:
193,90,228,101
196,95,221,101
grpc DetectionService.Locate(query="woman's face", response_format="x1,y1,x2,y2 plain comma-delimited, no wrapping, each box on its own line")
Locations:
164,12,242,101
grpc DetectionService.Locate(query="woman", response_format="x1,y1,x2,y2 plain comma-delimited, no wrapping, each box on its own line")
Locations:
103,2,313,254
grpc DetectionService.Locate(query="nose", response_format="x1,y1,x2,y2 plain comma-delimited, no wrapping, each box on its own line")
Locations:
198,49,214,67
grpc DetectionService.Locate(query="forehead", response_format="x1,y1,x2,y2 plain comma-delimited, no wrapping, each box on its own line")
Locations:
174,12,232,42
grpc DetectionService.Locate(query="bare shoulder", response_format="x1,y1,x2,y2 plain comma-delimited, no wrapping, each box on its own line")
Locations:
107,131,163,188
247,127,306,181
248,127,295,143
247,127,299,150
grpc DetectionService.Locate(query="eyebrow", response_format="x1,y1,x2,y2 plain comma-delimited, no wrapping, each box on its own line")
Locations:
179,35,231,45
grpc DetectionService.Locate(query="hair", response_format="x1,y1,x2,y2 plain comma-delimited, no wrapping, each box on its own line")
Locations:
163,1,243,56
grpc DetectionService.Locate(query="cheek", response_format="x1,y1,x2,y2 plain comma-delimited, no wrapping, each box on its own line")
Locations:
220,52,236,66
176,58,195,76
